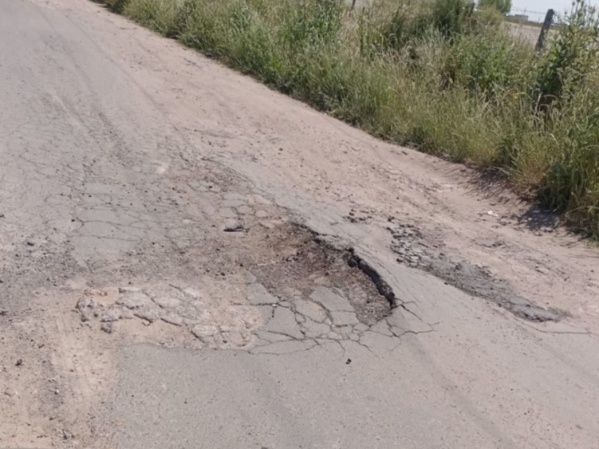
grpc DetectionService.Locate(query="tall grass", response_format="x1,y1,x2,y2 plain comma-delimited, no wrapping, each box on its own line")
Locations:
98,0,599,237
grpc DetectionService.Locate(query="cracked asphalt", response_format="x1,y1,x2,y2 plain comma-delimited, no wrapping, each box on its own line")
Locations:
3,1,599,448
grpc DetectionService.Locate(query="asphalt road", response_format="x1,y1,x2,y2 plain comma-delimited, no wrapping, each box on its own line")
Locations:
2,1,599,448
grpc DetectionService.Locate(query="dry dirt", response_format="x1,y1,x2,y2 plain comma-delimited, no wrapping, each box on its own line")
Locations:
2,1,599,448
506,21,544,44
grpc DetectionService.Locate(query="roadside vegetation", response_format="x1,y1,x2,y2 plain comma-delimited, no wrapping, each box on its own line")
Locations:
98,0,599,237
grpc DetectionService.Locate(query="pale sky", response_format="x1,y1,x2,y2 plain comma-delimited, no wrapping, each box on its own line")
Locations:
512,0,598,21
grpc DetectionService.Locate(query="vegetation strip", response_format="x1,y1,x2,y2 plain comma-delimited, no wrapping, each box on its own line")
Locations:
97,0,599,237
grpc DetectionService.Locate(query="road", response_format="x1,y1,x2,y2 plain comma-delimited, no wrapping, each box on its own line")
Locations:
1,0,599,448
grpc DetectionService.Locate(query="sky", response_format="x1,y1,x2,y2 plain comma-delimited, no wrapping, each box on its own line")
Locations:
512,0,598,21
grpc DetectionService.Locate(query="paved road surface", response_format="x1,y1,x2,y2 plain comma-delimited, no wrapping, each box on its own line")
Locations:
1,1,599,448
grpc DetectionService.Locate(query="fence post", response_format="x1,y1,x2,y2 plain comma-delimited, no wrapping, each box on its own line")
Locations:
351,0,357,10
535,9,555,51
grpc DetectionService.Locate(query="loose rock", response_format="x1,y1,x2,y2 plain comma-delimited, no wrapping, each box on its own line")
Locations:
224,221,244,232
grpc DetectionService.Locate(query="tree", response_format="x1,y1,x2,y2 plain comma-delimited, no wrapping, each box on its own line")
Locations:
478,0,512,15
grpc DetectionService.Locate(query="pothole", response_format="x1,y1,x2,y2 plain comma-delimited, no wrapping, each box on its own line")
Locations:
387,224,566,323
245,223,393,326
73,221,398,348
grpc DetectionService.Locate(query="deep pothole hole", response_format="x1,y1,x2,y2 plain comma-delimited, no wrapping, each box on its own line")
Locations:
246,222,394,325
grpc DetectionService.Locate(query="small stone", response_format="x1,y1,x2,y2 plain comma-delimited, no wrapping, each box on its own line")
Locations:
15,359,23,367
224,221,244,232
101,322,114,334
26,241,35,247
255,210,269,218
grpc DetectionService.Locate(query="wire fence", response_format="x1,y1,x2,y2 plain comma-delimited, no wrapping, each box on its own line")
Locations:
509,8,549,23
510,7,573,24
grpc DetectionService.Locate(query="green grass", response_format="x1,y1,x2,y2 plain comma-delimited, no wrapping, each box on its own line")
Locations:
96,0,599,237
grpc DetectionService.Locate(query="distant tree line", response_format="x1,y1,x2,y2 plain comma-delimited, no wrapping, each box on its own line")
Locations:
479,0,512,15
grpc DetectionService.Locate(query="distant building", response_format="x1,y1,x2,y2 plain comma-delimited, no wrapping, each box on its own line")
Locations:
509,14,530,22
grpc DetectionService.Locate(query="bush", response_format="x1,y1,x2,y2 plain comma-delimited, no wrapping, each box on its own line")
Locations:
533,0,599,109
478,0,512,15
382,0,474,50
442,30,529,97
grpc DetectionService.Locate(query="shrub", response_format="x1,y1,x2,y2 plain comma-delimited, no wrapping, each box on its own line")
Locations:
442,30,529,97
533,0,599,109
478,0,512,15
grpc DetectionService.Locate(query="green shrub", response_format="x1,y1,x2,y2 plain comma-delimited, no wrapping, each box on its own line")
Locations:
533,0,599,109
431,0,474,38
280,0,343,50
381,0,474,50
478,0,512,15
442,30,529,97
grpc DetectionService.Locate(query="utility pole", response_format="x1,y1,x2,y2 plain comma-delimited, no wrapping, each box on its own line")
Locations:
535,9,555,51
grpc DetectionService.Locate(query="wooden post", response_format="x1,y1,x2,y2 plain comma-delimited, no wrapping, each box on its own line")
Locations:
468,2,475,17
351,0,357,10
535,9,555,51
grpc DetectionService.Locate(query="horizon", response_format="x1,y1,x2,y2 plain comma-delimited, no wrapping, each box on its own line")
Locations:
512,0,597,21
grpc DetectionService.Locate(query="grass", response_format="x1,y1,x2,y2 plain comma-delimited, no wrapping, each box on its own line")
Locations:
96,0,599,238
